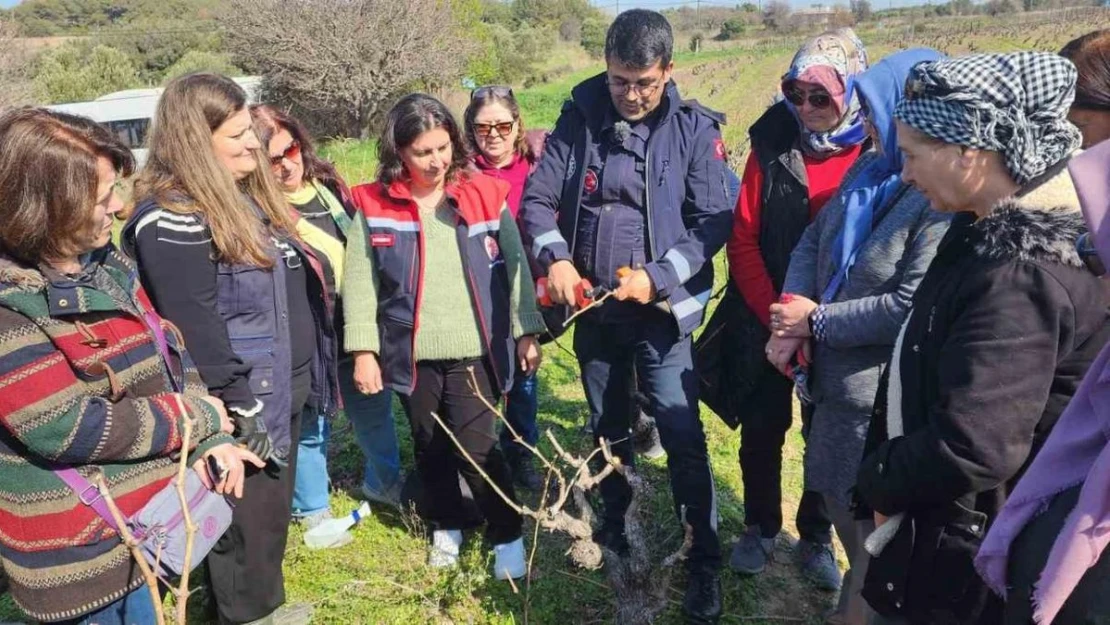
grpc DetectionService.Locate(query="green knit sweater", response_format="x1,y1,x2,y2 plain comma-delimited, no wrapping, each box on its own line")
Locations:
344,200,545,361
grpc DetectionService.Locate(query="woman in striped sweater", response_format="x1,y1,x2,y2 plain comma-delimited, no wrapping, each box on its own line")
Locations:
0,109,260,624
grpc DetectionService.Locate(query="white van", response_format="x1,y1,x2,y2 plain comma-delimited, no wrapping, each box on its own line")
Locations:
46,76,262,166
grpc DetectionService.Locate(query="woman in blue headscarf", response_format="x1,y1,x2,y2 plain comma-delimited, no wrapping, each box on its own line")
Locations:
767,48,949,625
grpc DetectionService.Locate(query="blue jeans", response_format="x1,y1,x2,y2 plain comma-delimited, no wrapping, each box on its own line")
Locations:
499,370,539,458
57,586,158,625
575,311,721,571
293,406,331,517
340,358,402,496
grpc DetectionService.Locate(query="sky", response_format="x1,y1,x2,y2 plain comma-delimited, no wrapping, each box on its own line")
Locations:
0,0,18,8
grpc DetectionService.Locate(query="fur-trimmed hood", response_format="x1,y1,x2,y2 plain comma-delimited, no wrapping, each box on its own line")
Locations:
971,161,1086,270
0,256,47,292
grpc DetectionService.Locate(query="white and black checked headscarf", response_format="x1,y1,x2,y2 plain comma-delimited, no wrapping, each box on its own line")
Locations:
894,52,1082,185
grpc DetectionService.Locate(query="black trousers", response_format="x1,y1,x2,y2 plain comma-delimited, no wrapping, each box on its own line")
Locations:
739,361,832,544
401,358,523,545
207,369,309,624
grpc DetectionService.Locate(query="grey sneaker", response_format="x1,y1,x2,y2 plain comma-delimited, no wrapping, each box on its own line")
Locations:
243,602,314,625
794,539,842,591
297,509,332,530
729,526,775,575
360,478,403,509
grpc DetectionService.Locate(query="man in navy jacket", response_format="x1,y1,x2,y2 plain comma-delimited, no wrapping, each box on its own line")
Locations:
519,10,733,623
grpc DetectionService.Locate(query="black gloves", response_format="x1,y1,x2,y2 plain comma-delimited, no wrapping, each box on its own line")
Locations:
232,413,285,468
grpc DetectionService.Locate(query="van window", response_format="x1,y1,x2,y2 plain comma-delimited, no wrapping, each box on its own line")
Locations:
105,119,150,150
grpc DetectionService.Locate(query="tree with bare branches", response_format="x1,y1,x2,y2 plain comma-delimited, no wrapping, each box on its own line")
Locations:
222,0,477,139
0,19,33,110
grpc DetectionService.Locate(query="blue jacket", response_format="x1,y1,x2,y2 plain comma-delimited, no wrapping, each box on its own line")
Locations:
519,73,735,337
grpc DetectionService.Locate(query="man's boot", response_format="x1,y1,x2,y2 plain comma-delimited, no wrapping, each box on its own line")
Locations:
508,452,544,492
682,567,722,624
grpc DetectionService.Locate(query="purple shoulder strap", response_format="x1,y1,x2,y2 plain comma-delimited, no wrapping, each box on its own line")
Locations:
143,310,180,393
54,468,121,532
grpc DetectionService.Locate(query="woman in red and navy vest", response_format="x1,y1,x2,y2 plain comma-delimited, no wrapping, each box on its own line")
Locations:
343,94,545,579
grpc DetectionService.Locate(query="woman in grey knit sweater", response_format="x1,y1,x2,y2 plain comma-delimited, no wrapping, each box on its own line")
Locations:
765,49,950,625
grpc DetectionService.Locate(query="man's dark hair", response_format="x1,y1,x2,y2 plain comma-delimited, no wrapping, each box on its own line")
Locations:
604,9,673,69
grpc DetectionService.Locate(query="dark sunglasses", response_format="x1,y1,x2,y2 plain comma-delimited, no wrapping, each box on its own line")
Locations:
471,85,514,100
784,88,832,109
270,140,301,167
474,121,516,138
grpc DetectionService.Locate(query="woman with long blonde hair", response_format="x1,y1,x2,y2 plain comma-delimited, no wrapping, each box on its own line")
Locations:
123,73,338,625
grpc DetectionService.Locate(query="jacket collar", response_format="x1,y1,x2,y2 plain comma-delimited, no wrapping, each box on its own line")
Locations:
381,175,483,225
967,163,1086,269
0,246,139,316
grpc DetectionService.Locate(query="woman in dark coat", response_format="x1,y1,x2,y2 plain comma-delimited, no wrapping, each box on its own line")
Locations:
854,53,1110,625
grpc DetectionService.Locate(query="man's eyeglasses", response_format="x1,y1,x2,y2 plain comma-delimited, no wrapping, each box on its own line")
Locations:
474,121,516,139
784,87,832,110
471,85,514,100
270,140,301,167
605,77,663,97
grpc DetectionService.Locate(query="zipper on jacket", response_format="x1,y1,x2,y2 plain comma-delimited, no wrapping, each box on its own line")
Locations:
644,145,657,261
567,125,589,257
409,202,426,395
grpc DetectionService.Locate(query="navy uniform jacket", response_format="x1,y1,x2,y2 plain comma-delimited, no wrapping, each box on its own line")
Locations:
519,73,734,337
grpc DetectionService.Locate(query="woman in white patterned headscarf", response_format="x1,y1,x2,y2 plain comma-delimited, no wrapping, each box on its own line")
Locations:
853,52,1110,625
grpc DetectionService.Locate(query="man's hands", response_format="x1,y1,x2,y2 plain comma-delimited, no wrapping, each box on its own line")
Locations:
547,260,583,306
193,443,265,498
353,351,384,395
614,268,656,304
517,335,542,376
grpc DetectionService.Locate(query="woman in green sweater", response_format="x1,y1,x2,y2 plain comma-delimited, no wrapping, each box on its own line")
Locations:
343,94,544,579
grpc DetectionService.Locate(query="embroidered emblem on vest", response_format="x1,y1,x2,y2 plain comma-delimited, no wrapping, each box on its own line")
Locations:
485,235,504,268
583,168,599,194
565,154,576,181
370,233,395,247
713,138,727,161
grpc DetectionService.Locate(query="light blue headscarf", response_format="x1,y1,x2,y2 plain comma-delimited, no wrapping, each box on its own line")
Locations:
822,48,945,302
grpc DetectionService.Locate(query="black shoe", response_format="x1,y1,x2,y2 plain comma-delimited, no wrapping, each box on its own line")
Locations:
682,568,722,624
509,454,544,492
592,520,630,557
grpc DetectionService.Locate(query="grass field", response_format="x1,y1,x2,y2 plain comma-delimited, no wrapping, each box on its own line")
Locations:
0,14,1106,625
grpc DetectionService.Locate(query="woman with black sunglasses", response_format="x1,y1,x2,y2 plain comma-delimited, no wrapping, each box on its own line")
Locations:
723,28,870,589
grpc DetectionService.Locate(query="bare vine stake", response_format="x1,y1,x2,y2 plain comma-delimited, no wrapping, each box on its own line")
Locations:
95,474,167,625
170,395,199,625
426,374,693,624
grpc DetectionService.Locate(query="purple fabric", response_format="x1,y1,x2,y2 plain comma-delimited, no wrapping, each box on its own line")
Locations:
54,469,120,532
975,139,1110,624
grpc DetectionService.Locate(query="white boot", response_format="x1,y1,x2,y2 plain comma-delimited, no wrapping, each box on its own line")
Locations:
429,529,463,568
493,537,526,580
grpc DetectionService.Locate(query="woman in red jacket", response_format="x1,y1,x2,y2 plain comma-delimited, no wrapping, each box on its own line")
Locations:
724,28,869,590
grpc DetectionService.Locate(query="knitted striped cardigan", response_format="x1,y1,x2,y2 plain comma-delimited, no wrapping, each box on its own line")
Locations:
0,247,231,623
